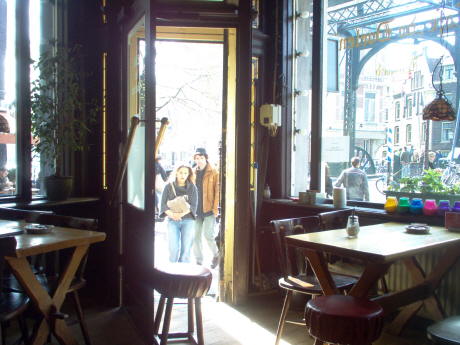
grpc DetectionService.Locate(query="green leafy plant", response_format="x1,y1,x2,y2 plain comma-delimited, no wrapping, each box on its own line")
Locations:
398,176,421,193
30,43,97,177
392,169,449,194
420,169,446,193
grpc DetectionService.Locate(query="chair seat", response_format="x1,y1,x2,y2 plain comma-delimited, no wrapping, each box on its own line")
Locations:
0,291,29,322
305,295,384,345
153,263,212,299
427,316,460,345
279,273,357,294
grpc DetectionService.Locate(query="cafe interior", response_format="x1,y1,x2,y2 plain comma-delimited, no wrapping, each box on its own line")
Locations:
1,0,460,344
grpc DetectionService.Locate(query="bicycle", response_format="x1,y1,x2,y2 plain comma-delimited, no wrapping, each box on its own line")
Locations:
441,161,460,186
375,170,401,195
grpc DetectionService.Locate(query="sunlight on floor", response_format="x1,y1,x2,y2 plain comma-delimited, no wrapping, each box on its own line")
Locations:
204,301,292,345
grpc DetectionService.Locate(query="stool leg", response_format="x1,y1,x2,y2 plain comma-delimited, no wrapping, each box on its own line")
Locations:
160,297,174,345
154,295,166,335
275,290,293,345
187,298,194,335
195,298,204,345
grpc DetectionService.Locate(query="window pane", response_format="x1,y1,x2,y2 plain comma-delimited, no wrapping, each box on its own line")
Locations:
127,18,145,209
292,0,313,196
0,0,16,196
30,0,59,197
323,0,459,203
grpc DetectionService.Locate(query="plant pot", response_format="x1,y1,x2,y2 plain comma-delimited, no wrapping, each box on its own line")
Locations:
384,190,459,205
43,176,73,201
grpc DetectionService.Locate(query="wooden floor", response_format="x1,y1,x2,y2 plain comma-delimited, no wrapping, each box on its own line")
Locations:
3,290,429,345
3,290,432,345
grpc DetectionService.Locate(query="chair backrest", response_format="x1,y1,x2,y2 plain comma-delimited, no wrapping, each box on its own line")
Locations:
318,209,352,230
270,216,320,279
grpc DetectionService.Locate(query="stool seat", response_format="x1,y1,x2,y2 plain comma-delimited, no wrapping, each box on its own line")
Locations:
152,263,212,345
305,295,384,345
427,316,460,345
153,263,212,299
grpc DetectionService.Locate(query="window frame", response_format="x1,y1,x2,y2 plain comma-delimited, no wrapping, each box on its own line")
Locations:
406,124,412,144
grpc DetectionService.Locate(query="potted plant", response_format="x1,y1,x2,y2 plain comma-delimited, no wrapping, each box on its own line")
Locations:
385,169,460,204
30,43,96,200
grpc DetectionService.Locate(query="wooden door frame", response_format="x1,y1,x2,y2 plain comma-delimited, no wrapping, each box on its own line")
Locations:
104,0,253,316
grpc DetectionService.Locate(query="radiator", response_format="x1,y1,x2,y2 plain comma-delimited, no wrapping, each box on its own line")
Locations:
384,249,460,317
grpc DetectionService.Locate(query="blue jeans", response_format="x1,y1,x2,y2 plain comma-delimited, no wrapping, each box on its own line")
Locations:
193,215,218,264
167,218,195,263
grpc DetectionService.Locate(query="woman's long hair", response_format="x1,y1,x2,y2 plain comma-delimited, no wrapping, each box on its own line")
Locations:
169,165,195,185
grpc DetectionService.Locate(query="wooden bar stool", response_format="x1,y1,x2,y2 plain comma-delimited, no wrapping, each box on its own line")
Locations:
305,295,384,345
427,316,460,345
152,263,212,345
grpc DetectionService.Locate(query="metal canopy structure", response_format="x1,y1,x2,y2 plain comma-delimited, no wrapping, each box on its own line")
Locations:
327,0,460,162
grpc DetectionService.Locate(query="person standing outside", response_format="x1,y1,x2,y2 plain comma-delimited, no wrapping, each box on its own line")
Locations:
160,165,198,263
400,146,411,178
193,148,220,268
335,157,370,201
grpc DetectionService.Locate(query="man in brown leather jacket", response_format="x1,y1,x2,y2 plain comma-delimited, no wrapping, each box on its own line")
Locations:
192,148,220,268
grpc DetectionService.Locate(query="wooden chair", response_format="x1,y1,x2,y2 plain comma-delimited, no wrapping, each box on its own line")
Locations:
270,216,358,345
318,209,352,231
305,295,384,345
0,237,30,345
427,316,460,345
23,213,98,345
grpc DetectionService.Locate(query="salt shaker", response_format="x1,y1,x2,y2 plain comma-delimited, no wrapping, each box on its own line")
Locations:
346,209,359,238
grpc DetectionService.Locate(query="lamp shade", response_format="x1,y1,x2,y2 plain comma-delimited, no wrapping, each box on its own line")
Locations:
0,114,10,133
422,92,456,121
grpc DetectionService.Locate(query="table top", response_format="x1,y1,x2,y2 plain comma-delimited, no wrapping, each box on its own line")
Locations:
0,219,106,258
286,222,460,263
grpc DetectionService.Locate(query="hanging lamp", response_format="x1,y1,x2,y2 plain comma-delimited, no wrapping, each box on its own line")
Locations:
422,2,456,122
422,59,456,121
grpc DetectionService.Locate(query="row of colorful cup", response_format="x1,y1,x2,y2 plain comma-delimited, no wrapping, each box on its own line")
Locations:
384,197,460,216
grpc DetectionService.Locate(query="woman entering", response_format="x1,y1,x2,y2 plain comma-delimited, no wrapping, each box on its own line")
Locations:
160,165,198,262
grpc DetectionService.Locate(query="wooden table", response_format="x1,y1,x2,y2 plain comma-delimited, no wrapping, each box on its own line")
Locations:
1,220,106,345
286,222,460,334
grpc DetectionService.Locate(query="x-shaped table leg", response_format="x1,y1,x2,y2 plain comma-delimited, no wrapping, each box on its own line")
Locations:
6,244,89,345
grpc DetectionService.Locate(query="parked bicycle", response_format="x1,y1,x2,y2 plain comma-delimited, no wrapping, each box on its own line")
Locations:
375,170,401,195
441,161,460,186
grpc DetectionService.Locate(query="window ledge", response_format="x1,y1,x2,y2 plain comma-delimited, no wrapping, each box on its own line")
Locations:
264,198,445,226
0,197,99,210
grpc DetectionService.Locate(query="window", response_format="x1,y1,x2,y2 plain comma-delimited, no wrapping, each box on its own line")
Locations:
411,71,423,90
422,122,427,143
291,0,313,196
305,0,460,204
395,126,400,144
0,1,58,201
0,0,17,197
406,124,412,144
405,96,413,118
441,122,454,142
395,101,401,121
443,65,456,82
364,92,376,122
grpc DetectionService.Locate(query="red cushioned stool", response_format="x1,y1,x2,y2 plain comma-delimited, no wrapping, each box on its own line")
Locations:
152,263,212,345
305,295,384,345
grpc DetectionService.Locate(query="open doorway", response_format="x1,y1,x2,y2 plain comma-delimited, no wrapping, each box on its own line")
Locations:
152,35,224,296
